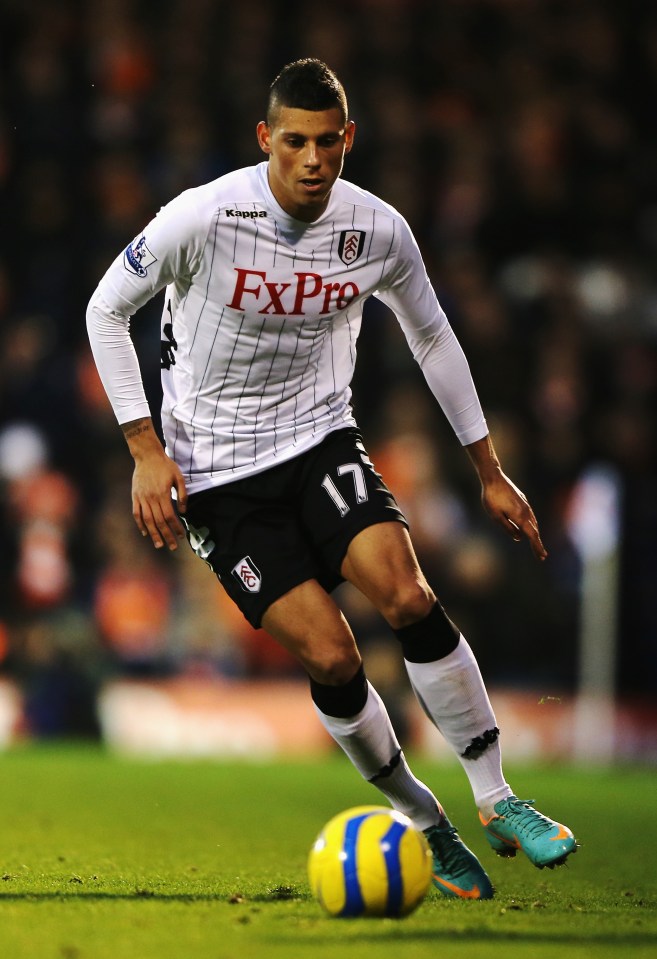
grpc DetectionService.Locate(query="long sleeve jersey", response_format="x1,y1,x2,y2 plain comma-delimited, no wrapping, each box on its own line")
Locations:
87,162,487,495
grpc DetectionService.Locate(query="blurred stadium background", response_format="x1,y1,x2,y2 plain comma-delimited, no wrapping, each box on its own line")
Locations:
0,0,655,763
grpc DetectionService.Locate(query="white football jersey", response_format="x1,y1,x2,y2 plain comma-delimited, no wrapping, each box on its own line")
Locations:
87,162,487,494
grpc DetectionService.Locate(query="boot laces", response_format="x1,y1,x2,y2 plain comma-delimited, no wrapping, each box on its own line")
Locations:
426,824,469,876
499,798,554,839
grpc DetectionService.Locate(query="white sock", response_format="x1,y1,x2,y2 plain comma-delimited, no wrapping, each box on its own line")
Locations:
404,636,512,817
314,681,443,831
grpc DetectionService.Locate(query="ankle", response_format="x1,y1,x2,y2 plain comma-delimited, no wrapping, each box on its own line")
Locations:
478,788,513,821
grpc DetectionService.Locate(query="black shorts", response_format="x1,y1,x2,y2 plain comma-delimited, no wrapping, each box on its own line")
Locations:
183,428,407,628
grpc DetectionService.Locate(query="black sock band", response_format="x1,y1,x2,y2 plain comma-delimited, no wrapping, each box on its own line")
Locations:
309,663,368,718
394,602,460,663
461,727,500,759
368,748,402,783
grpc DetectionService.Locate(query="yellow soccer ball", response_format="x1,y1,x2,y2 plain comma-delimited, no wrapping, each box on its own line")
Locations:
308,805,433,918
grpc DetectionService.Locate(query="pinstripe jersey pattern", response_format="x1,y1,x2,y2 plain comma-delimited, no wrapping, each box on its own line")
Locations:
88,162,487,494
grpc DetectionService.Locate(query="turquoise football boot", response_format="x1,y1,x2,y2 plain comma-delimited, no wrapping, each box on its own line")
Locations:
479,796,577,868
423,818,494,900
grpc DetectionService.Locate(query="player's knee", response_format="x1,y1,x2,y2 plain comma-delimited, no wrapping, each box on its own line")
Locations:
304,646,361,686
380,580,436,630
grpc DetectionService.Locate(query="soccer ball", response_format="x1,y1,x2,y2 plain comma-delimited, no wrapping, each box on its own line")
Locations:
308,805,433,918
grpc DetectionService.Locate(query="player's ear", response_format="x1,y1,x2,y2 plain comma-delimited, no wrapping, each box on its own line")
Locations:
257,121,272,155
344,120,356,155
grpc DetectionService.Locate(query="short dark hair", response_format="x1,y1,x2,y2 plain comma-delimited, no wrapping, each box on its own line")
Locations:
267,58,348,126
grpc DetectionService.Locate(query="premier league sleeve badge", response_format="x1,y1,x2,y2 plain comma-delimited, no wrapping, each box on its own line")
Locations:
124,235,158,278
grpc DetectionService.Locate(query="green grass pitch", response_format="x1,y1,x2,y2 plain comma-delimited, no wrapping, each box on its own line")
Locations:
0,745,655,958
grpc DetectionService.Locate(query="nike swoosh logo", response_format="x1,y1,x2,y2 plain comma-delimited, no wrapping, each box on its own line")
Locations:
550,824,573,842
433,875,482,899
488,828,521,849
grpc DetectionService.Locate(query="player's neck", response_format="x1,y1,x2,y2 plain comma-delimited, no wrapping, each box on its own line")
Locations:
265,167,334,224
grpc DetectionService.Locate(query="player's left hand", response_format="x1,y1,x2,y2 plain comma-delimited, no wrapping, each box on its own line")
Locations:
480,472,547,561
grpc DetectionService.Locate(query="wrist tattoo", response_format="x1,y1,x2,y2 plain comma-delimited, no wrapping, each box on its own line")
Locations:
122,419,151,441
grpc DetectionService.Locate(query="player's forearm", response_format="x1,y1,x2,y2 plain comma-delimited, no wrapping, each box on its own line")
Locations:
421,329,505,469
416,327,488,446
86,290,151,425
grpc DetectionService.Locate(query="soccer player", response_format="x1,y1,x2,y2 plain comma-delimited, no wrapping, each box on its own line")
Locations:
87,58,576,899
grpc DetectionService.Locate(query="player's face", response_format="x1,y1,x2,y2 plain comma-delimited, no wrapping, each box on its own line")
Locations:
257,107,355,222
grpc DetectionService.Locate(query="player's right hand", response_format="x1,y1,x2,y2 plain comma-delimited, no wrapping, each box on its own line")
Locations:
131,449,188,551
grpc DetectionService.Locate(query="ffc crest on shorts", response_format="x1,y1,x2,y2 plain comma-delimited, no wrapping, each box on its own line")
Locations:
338,230,366,265
232,555,262,593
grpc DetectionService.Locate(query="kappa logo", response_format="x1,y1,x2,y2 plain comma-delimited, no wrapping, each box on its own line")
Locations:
338,230,366,265
124,236,157,277
186,521,215,563
232,556,262,593
225,208,268,219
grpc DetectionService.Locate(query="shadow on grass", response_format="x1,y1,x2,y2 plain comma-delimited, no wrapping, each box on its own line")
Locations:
0,889,311,903
0,891,655,949
273,928,657,947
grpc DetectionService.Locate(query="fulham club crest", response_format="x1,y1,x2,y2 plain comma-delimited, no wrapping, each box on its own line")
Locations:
232,556,262,593
338,230,366,265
